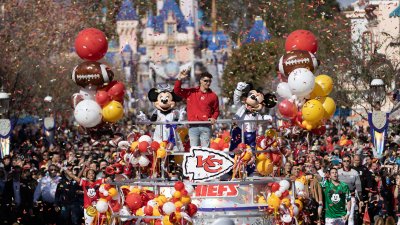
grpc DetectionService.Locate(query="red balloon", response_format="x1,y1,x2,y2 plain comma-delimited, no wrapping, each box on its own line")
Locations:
278,99,297,119
107,81,126,102
187,203,198,217
210,142,220,150
138,141,149,153
271,182,280,192
312,125,326,136
95,90,111,107
150,141,160,152
125,193,143,210
174,181,185,191
144,205,153,216
271,153,282,164
282,190,289,198
110,200,121,212
74,28,108,61
285,30,318,54
154,220,162,225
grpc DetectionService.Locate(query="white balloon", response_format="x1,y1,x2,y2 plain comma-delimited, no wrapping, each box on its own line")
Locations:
184,182,194,195
74,99,102,128
275,190,282,198
138,155,150,167
162,202,176,215
96,200,109,213
138,135,152,144
119,206,131,222
295,181,305,192
147,200,158,207
276,82,293,99
281,214,292,223
130,156,139,167
292,205,300,216
288,68,315,97
79,86,96,100
279,180,291,191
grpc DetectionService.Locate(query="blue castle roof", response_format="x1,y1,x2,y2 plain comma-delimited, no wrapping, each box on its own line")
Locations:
154,0,188,33
117,0,138,21
390,5,400,18
244,16,271,44
201,30,229,51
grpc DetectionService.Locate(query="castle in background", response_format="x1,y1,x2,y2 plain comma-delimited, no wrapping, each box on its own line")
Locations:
105,0,271,112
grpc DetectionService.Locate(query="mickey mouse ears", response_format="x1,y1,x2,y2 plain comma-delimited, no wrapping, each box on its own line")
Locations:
156,84,172,92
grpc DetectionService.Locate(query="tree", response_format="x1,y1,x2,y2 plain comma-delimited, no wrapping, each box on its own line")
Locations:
222,41,279,97
0,1,116,117
220,0,353,106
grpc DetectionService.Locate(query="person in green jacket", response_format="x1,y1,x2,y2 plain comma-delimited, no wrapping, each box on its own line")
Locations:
322,167,351,225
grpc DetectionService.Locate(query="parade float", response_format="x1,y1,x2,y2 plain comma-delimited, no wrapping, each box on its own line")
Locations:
70,28,335,225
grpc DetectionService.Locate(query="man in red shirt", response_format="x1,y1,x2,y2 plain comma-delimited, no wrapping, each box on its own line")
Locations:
174,70,220,147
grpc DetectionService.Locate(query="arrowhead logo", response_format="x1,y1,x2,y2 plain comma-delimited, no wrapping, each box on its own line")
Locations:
183,147,234,182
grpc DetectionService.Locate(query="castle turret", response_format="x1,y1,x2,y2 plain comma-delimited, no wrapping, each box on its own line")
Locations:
180,0,199,34
116,0,139,53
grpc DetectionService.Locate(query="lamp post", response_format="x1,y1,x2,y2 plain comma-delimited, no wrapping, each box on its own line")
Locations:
370,78,386,111
368,78,389,158
43,95,55,146
0,86,11,158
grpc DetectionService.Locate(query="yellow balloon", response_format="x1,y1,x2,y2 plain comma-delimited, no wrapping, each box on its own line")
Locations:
176,127,188,141
267,193,281,210
181,195,191,205
321,97,336,119
242,151,253,161
281,198,291,207
130,141,139,152
108,188,118,197
157,148,167,158
310,75,333,97
102,100,124,123
258,196,267,204
162,215,173,225
265,129,277,138
256,159,273,176
153,206,161,216
302,99,324,123
302,120,317,131
135,207,144,216
257,153,268,161
295,199,303,211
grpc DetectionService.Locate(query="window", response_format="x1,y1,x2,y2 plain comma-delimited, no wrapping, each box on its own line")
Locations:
167,24,174,36
168,46,175,59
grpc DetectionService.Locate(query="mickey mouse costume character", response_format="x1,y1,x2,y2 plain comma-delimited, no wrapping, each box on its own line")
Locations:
231,82,277,150
138,84,183,144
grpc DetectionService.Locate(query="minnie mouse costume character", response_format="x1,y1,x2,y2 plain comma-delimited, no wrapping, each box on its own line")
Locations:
231,82,277,150
138,84,183,143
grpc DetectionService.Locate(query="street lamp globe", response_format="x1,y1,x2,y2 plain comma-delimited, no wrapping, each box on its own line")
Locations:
0,87,9,116
370,78,386,108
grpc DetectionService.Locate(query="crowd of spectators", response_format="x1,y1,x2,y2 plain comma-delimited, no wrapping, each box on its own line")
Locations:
0,117,399,225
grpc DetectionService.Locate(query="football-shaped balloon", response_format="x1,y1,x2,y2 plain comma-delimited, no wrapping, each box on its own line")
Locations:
285,30,318,54
72,61,114,88
74,28,108,61
278,50,318,77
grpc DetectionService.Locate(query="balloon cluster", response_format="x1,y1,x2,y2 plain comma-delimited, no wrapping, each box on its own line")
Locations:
276,30,335,134
116,134,168,178
209,132,231,151
87,182,197,224
122,182,197,224
232,143,254,179
71,28,125,129
261,180,305,225
255,129,282,176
